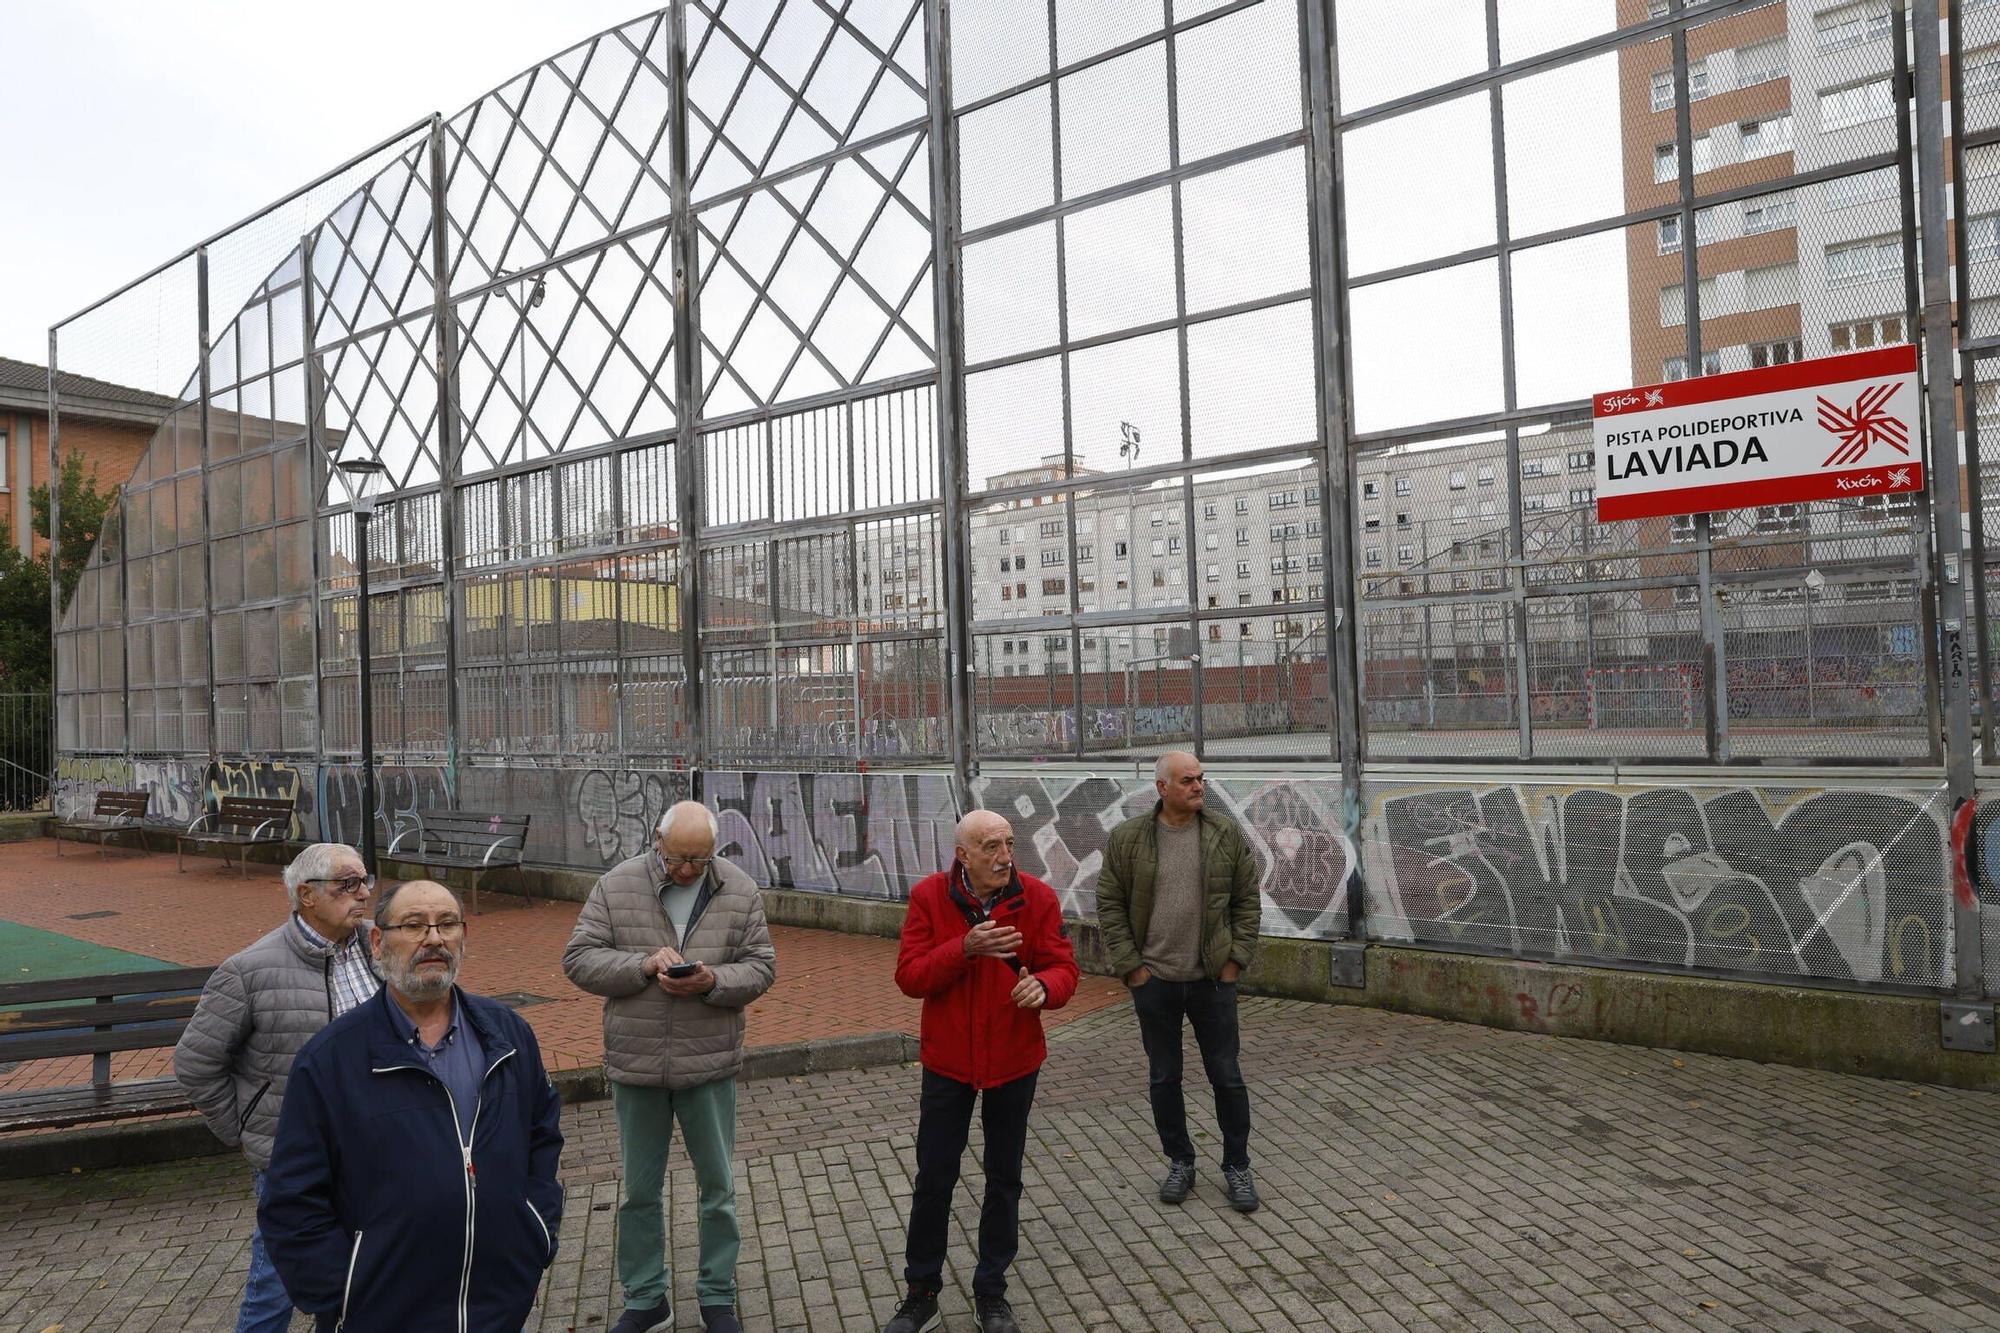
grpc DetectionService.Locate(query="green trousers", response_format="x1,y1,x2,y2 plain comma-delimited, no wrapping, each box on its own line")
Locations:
611,1077,740,1309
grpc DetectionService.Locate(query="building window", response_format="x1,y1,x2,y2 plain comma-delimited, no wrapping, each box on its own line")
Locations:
1362,479,1380,499
1040,549,1063,567
1206,563,1220,582
1396,544,1413,565
1148,510,1164,527
1448,469,1466,490
1820,78,1894,132
1568,450,1593,471
1395,511,1411,529
1477,500,1498,521
1234,497,1249,514
1235,561,1251,578
1653,135,1712,184
1825,235,1901,289
1968,214,2000,264
1742,194,1797,235
998,528,1009,545
1237,526,1252,544
1754,504,1803,533
1656,207,1718,255
1077,544,1094,563
1965,47,2000,97
1150,538,1164,556
1394,476,1412,497
1113,539,1128,558
1749,339,1804,368
1042,577,1067,596
1451,503,1468,526
1523,494,1548,513
1744,262,1799,312
1829,314,1906,351
1038,520,1063,538
1204,531,1219,550
1365,547,1383,568
1522,459,1547,478
1167,535,1183,554
1662,351,1723,381
1740,113,1792,160
1736,37,1789,86
1568,487,1595,507
1650,62,1710,112
1476,465,1494,488
1202,501,1218,520
1816,1,1893,53
1823,167,1898,210
1659,276,1718,327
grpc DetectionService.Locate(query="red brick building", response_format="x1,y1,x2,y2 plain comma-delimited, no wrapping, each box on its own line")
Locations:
0,357,178,558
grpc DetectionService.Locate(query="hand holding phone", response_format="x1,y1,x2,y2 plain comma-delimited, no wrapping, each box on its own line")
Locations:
665,961,700,978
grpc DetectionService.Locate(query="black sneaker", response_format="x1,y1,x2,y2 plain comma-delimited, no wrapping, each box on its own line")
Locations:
884,1285,941,1333
975,1294,1022,1333
701,1305,742,1333
1158,1159,1196,1204
611,1301,672,1333
1223,1163,1261,1213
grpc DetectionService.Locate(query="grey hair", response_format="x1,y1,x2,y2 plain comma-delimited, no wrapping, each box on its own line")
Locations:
373,879,464,926
1154,751,1197,783
282,843,361,909
656,800,719,842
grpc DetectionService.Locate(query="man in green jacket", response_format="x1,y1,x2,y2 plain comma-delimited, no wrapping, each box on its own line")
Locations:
1096,750,1263,1213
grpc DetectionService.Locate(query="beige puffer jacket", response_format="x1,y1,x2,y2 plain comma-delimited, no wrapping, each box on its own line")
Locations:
561,853,776,1089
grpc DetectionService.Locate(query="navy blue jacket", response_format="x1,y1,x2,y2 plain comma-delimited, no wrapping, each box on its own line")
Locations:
260,985,564,1332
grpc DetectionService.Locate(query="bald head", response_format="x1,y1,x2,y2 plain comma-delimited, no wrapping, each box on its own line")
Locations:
954,810,1015,897
1154,750,1206,824
655,800,719,887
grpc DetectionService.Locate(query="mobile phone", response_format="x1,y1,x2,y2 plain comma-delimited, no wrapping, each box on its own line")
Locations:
666,961,699,978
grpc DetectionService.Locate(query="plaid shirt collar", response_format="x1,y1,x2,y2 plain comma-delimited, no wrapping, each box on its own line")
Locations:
292,912,380,1016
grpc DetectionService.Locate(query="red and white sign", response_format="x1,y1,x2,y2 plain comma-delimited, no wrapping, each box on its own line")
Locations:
1592,345,1922,523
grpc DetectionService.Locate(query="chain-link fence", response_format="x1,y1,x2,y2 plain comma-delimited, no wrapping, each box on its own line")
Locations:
40,0,1998,994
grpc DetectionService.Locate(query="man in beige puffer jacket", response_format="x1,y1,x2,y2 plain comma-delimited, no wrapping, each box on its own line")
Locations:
563,801,776,1333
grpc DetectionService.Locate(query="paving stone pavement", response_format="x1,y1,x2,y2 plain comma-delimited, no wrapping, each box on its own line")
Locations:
5,998,2000,1332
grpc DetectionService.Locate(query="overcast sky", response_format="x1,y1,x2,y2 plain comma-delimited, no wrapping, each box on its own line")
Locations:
0,1,645,369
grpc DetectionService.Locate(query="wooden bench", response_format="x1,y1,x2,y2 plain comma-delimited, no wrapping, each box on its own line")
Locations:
0,967,215,1133
177,796,296,877
387,810,532,914
50,790,152,859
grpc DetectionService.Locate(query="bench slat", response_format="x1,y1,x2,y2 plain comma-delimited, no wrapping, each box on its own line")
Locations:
0,1079,193,1133
0,1025,193,1063
0,995,203,1036
0,968,214,1007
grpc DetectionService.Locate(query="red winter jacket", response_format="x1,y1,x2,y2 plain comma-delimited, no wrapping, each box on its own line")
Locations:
895,866,1080,1089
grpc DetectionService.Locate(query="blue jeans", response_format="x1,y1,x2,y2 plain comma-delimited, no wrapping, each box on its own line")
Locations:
239,1169,295,1333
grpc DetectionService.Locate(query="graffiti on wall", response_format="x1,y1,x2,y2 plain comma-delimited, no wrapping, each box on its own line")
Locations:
319,764,450,847
971,773,1355,938
52,756,135,819
132,759,204,825
575,768,683,865
1366,783,1951,984
205,761,309,840
709,770,960,900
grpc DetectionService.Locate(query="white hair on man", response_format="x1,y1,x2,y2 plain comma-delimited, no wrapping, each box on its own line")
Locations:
281,843,361,909
1154,751,1196,782
656,800,719,842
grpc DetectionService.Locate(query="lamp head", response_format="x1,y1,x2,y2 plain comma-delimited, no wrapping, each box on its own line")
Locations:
336,457,388,516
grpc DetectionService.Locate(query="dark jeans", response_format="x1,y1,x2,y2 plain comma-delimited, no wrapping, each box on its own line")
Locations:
904,1067,1038,1299
1132,976,1252,1169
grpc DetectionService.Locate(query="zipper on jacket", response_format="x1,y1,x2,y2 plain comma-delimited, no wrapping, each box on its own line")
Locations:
337,1229,364,1330
370,1047,516,1333
237,1079,272,1131
323,957,334,1021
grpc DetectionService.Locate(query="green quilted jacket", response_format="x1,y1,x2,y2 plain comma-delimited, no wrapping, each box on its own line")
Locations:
1096,802,1261,982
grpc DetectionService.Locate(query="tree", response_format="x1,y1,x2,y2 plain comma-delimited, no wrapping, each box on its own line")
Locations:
32,449,118,611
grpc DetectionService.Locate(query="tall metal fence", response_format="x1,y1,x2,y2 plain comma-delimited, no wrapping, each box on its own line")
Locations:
0,693,51,812
43,0,2000,997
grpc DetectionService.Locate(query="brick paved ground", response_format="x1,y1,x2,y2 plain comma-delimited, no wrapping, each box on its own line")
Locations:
0,837,1125,1098
6,997,2000,1332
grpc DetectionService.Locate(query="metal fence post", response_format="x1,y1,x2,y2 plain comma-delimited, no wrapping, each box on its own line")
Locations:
1303,0,1367,944
1911,0,1983,999
197,247,219,765
924,0,975,812
428,117,467,806
44,331,61,781
667,0,709,792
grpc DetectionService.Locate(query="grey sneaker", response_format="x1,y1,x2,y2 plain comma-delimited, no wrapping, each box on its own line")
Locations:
1158,1158,1197,1204
975,1295,1022,1333
884,1285,941,1333
1223,1163,1261,1213
611,1301,672,1333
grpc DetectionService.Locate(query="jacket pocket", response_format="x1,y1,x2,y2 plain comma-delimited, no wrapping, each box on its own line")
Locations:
338,1229,365,1329
524,1198,554,1264
237,1079,272,1132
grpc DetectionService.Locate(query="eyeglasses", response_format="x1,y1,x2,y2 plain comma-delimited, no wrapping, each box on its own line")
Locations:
660,854,714,870
378,918,466,940
309,874,377,898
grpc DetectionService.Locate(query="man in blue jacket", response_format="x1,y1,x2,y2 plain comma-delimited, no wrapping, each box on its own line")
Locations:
260,879,564,1332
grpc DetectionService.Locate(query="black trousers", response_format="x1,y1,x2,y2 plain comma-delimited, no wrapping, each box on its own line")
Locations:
903,1067,1038,1299
1131,976,1252,1169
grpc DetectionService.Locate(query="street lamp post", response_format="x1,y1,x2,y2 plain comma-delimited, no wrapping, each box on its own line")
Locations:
338,457,388,874
1804,567,1824,726
1119,422,1141,730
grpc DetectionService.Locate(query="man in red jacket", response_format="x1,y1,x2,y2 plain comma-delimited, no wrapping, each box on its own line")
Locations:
882,810,1079,1333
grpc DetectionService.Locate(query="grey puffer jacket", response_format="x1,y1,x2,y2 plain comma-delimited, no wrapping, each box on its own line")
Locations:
562,853,776,1090
172,919,372,1170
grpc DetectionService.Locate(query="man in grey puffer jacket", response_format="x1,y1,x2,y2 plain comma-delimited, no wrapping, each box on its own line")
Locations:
564,801,776,1333
174,841,378,1333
